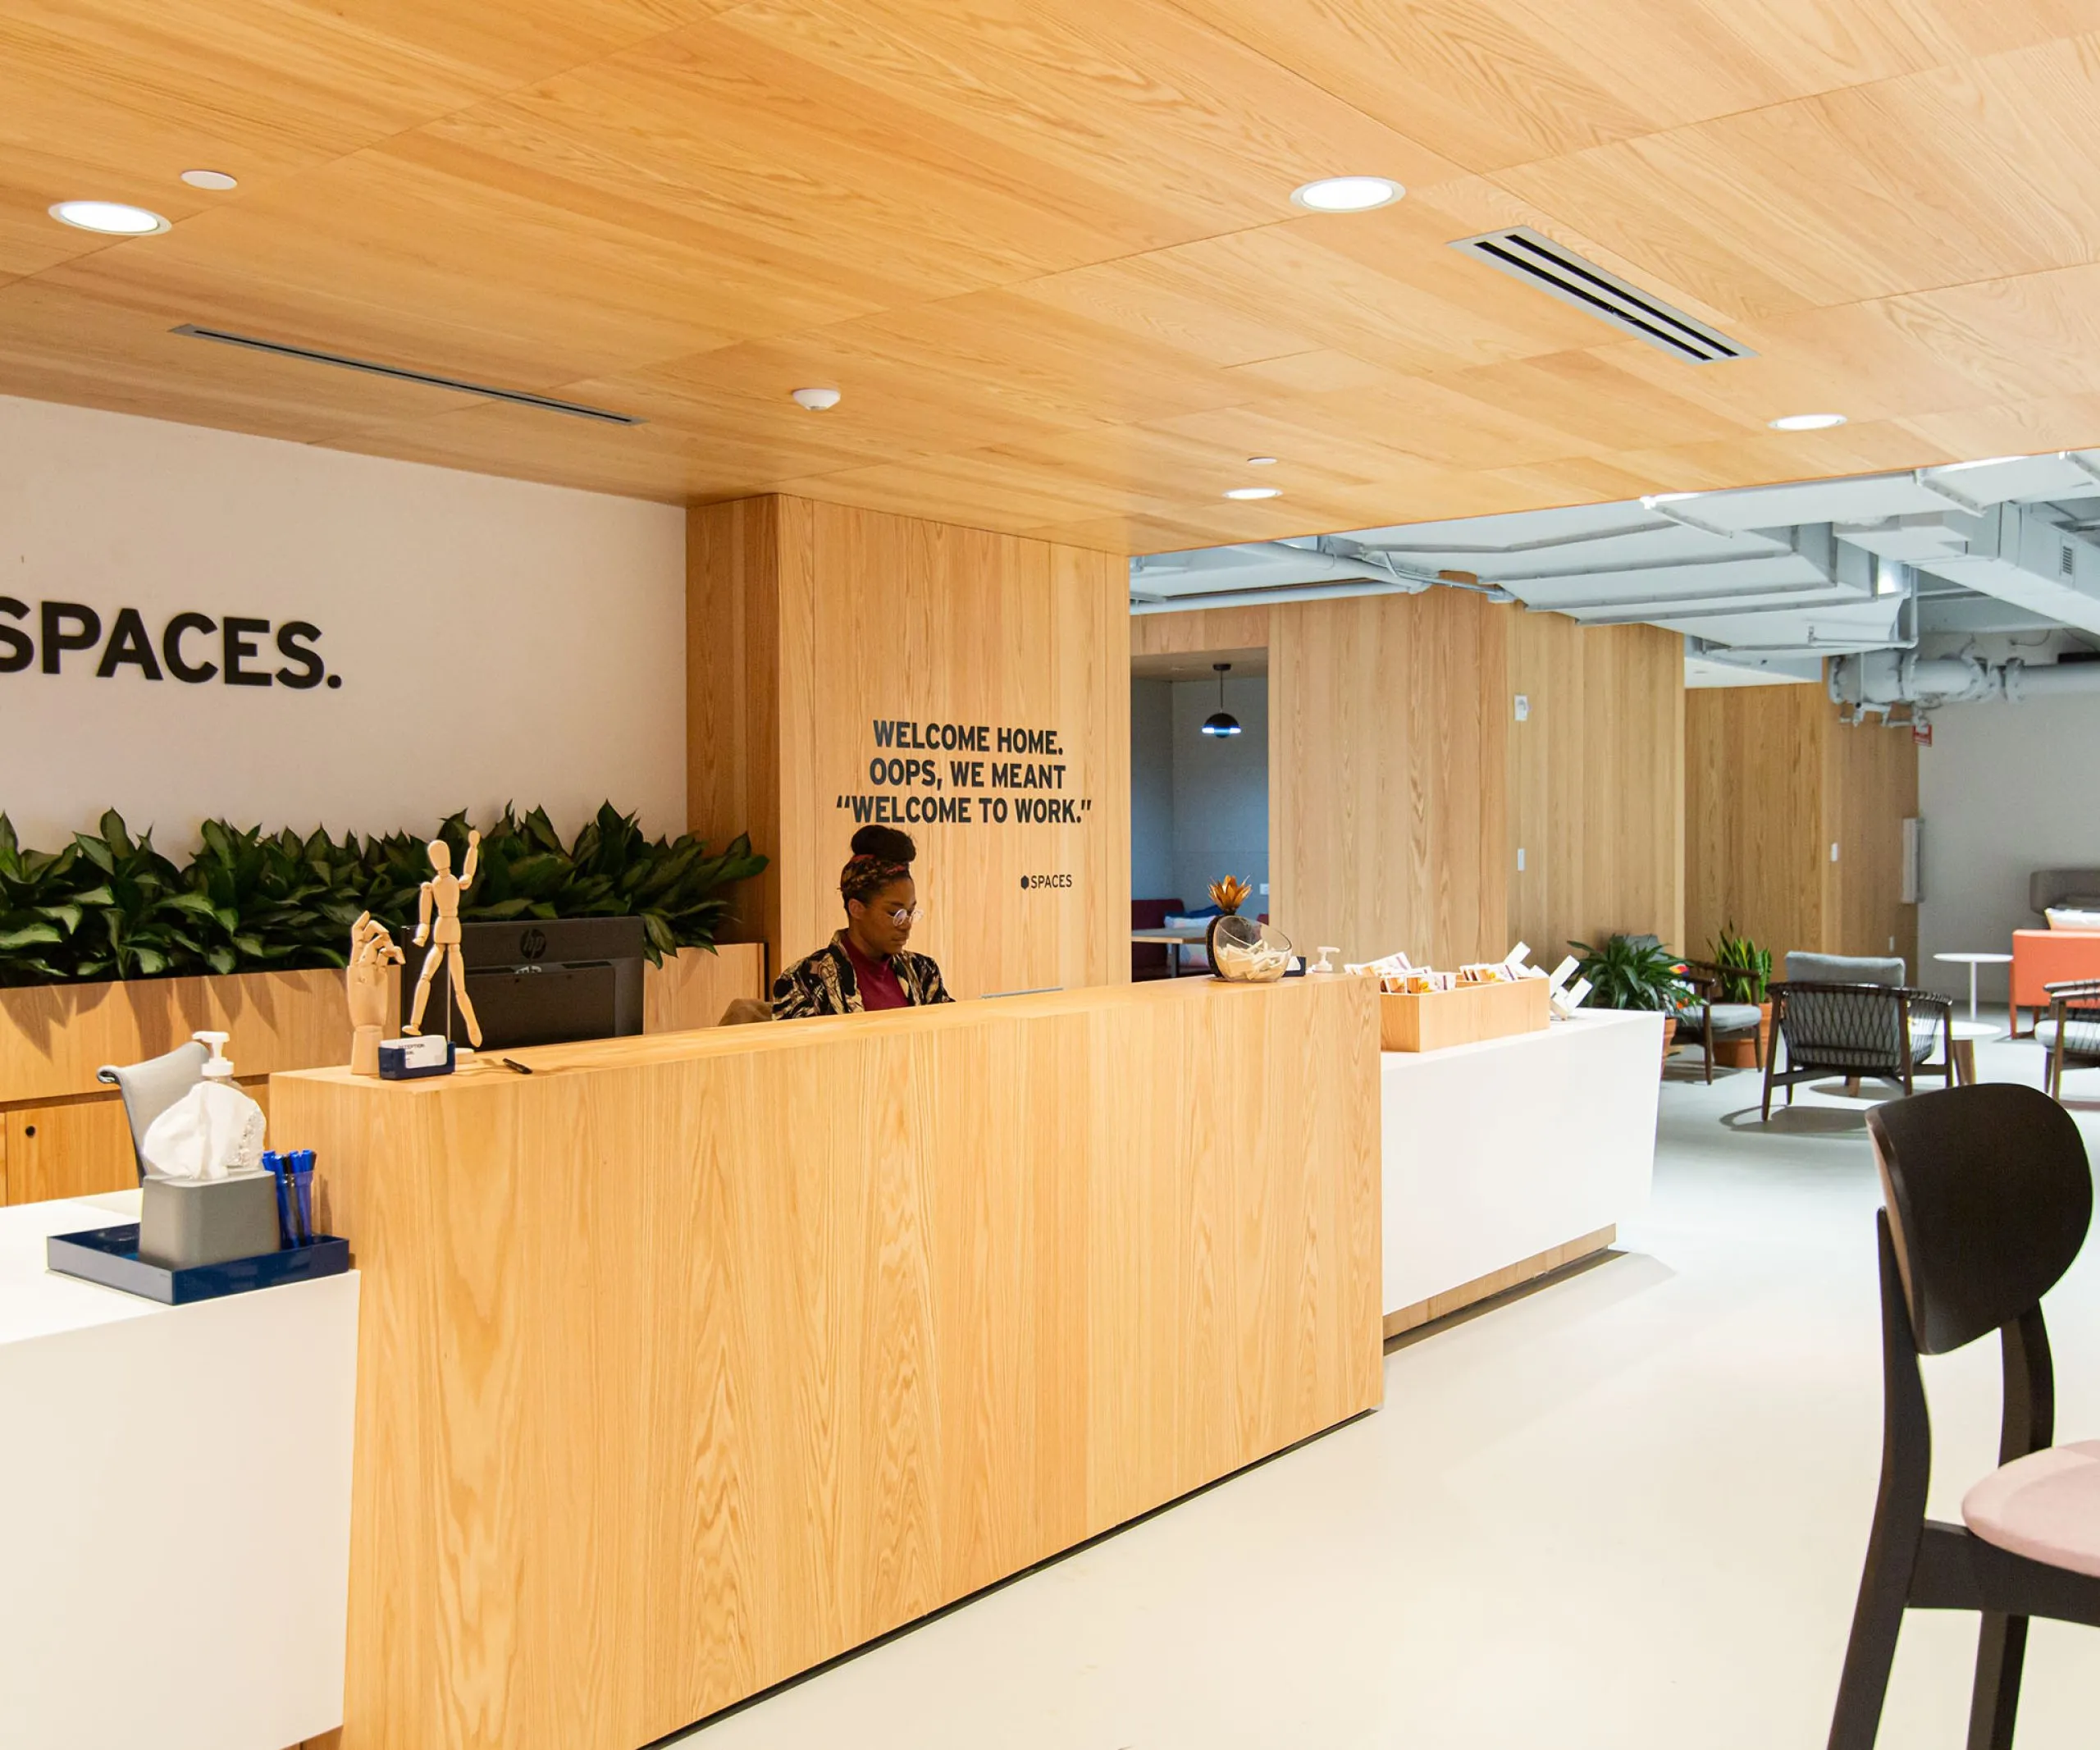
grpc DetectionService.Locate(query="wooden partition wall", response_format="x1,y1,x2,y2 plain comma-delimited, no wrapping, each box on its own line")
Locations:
1685,682,1920,970
277,976,1381,1749
691,496,1129,999
1136,600,1685,967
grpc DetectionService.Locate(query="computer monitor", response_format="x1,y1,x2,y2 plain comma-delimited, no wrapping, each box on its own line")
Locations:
394,916,646,1049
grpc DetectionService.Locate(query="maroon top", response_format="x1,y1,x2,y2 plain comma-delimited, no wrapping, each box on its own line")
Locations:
842,937,909,1012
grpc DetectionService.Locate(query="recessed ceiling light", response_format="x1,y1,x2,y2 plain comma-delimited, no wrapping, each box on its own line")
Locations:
180,169,238,191
791,386,841,411
1246,455,1278,466
48,199,169,235
1768,412,1847,432
1290,176,1404,213
1225,486,1281,500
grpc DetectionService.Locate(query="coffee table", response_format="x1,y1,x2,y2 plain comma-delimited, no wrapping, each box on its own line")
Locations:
1132,926,1208,978
1935,950,2013,1023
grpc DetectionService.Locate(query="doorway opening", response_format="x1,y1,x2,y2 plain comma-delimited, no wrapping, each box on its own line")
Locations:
1130,643,1269,979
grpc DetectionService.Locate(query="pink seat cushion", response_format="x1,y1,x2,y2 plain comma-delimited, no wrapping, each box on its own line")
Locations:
1963,1439,2100,1576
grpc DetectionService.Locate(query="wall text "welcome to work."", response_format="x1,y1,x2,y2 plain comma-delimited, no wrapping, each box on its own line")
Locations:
838,718,1094,828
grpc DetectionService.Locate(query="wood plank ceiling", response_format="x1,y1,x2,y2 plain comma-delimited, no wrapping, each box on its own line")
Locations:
6,0,2100,552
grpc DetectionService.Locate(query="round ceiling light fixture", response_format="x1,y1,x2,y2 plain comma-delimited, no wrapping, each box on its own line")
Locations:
791,386,842,411
48,199,169,235
1768,412,1847,432
1290,176,1404,213
180,169,239,191
1224,486,1281,500
1200,662,1242,738
1246,455,1278,466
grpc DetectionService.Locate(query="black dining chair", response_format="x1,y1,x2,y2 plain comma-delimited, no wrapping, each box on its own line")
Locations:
1828,1083,2100,1750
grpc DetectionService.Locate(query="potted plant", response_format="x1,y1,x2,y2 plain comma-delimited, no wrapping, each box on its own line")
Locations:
1204,875,1252,969
1569,933,1694,1063
1709,923,1774,1069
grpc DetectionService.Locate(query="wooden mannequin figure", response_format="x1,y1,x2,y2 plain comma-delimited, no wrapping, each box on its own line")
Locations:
345,911,404,1076
404,829,483,1049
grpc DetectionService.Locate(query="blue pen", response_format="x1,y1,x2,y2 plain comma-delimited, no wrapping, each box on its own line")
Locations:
262,1150,294,1249
290,1149,317,1245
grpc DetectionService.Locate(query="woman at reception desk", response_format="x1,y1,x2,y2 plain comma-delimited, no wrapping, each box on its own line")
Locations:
271,944,1381,1748
772,825,952,1017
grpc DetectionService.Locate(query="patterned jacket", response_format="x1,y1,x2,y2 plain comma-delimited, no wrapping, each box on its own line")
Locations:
770,930,952,1019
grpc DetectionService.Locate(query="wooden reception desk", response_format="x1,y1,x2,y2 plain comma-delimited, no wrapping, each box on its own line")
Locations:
272,974,1381,1749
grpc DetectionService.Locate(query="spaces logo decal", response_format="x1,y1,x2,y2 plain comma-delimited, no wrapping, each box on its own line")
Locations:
0,599,340,691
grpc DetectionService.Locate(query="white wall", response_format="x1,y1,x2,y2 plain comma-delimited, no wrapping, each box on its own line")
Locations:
0,395,685,853
1919,692,2100,1004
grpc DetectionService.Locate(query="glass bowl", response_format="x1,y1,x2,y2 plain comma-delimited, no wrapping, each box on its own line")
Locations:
1210,914,1294,984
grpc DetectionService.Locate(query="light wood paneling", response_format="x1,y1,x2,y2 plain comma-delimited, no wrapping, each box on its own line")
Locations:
272,974,1382,1749
640,943,769,1032
687,494,784,951
0,966,354,1105
0,953,759,1202
1130,606,1271,659
1,1080,269,1205
1685,683,1920,971
1271,587,1509,966
1686,683,1831,961
1378,977,1549,1052
5,4,2100,538
692,496,1130,998
1828,713,1922,969
1507,615,1685,962
1382,1226,1616,1341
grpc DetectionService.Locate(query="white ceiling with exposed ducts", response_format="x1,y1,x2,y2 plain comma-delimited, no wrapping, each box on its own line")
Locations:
1130,448,2100,680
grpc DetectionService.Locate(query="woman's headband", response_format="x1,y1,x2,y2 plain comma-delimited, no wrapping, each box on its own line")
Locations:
841,852,911,905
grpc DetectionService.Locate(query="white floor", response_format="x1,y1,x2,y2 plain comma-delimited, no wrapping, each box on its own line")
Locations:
677,1017,2100,1748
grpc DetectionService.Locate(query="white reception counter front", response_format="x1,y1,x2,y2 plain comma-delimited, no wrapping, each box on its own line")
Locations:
1381,1009,1662,1335
0,1190,358,1750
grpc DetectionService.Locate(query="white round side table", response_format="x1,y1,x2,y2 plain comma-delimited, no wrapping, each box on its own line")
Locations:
1947,1017,2002,1086
1934,950,2013,1023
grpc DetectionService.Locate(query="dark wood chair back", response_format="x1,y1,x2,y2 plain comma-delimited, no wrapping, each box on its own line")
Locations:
1868,1084,2091,1356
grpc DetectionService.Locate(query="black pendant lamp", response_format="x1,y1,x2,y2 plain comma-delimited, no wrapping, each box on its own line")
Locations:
1200,661,1242,737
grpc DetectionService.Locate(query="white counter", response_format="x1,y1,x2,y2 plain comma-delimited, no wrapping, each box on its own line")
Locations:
0,1192,358,1750
1381,1009,1661,1331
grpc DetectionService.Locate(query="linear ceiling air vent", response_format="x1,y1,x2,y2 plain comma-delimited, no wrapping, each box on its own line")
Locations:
169,324,644,425
1448,227,1752,364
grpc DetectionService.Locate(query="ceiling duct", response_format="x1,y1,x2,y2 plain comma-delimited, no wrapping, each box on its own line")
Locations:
1447,227,1753,364
170,324,645,425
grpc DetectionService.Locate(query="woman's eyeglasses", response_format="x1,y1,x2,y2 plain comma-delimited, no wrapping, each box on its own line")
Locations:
882,903,924,929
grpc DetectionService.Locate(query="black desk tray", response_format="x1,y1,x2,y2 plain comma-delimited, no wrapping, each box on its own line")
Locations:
46,1224,349,1305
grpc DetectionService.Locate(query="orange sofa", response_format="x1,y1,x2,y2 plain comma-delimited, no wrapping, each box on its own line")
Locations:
2012,928,2100,1033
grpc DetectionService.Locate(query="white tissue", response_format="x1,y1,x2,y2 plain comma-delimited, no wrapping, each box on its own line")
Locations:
140,1080,267,1181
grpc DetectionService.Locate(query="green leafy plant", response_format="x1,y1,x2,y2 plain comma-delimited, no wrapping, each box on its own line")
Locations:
0,805,765,988
1709,923,1772,1006
1568,932,1693,1013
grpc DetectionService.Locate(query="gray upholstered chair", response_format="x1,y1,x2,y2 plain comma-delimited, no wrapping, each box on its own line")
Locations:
1762,952,1954,1120
1673,959,1764,1083
2038,978,2100,1099
95,1039,209,1184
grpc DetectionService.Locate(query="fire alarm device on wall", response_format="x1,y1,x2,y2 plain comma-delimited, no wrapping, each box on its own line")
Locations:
1513,694,1529,721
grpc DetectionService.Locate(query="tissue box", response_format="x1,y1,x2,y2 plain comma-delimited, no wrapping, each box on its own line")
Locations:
139,1169,283,1270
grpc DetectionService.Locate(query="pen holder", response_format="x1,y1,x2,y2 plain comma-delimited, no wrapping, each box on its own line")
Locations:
139,1169,284,1271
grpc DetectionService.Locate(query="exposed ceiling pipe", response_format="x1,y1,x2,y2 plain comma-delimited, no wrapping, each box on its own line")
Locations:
1827,650,2100,709
1128,538,1515,612
1128,578,1423,615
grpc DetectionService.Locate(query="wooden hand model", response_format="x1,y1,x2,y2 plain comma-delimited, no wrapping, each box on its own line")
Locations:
345,911,405,1076
404,829,482,1049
